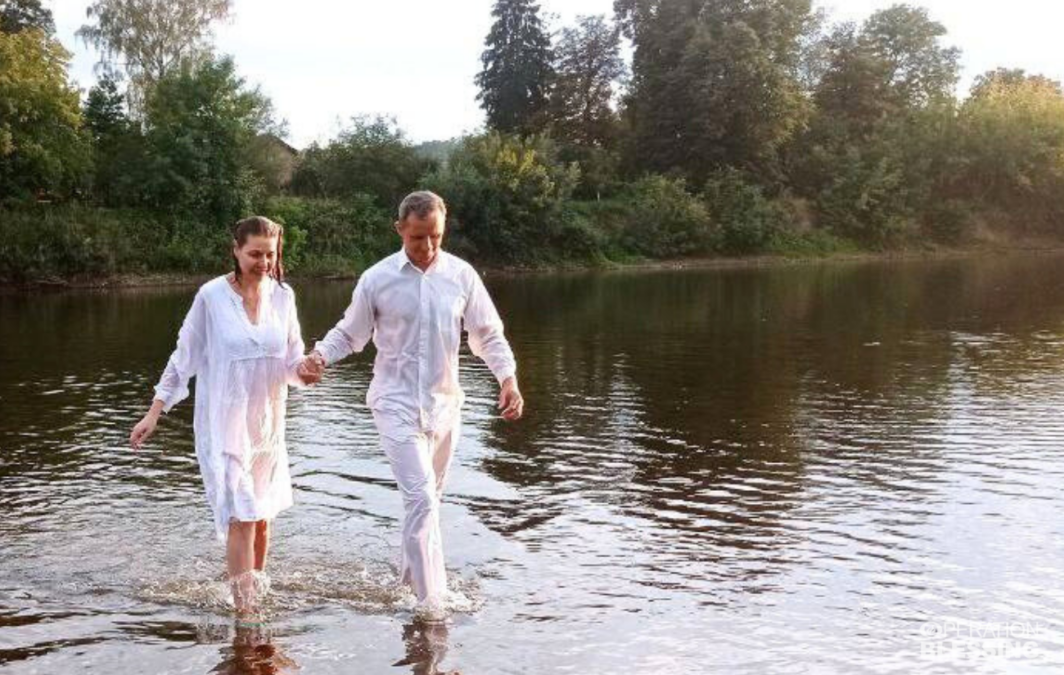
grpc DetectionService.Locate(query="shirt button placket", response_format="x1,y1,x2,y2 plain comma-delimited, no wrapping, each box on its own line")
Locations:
418,275,429,429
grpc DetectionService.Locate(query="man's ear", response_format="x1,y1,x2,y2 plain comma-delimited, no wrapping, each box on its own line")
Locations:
394,220,403,235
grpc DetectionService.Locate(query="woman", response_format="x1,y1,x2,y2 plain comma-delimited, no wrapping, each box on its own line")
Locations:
130,216,317,614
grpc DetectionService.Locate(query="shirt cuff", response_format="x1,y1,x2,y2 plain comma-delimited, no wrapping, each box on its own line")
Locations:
494,367,516,386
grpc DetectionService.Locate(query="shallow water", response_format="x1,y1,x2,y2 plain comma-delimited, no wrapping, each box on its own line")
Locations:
3,254,1064,673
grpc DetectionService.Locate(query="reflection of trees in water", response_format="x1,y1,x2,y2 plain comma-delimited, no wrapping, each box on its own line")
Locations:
468,270,811,585
0,289,203,513
464,257,1064,585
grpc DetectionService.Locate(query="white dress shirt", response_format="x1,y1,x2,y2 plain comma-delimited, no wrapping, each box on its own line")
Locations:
315,249,516,431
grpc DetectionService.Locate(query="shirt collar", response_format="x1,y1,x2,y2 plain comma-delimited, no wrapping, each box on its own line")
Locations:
396,249,446,274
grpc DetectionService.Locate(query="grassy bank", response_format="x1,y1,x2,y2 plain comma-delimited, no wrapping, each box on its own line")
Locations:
2,201,1058,287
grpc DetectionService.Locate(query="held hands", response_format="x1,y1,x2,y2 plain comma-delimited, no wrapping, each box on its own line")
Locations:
498,377,525,421
297,350,326,385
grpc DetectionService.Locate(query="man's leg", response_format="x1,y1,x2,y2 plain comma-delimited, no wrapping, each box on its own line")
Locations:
376,414,448,604
431,417,460,499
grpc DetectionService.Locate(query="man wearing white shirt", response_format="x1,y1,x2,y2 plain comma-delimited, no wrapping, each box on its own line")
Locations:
308,191,523,616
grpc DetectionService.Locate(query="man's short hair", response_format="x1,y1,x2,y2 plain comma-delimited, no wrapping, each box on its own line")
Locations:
398,191,447,223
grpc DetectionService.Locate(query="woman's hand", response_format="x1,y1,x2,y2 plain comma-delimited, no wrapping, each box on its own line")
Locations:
297,351,325,385
131,402,164,450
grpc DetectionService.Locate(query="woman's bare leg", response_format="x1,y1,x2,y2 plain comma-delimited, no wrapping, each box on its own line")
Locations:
253,519,271,571
227,521,258,613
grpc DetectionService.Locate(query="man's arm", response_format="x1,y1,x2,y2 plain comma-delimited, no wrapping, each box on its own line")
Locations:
464,272,523,420
312,275,374,367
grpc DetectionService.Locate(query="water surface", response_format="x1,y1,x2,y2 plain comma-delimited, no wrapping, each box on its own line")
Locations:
3,254,1064,673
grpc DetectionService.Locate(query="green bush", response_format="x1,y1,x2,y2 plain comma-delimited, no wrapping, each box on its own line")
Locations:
265,195,394,275
614,175,713,258
0,205,160,280
424,133,580,263
703,169,784,254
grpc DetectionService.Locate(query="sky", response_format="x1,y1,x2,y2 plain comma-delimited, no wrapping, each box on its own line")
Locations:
48,0,1064,149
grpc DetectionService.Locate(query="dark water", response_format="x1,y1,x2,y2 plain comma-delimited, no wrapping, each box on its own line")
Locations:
3,254,1064,674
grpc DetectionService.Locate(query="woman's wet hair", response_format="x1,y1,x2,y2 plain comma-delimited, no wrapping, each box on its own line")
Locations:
232,216,286,285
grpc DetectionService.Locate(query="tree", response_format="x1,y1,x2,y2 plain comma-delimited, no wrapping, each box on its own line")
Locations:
788,5,962,245
0,0,54,34
616,0,815,184
812,5,959,133
77,0,231,111
141,56,277,223
84,73,152,205
547,14,626,148
954,70,1064,233
424,133,579,261
0,27,90,201
476,0,554,134
291,115,433,209
970,67,1062,100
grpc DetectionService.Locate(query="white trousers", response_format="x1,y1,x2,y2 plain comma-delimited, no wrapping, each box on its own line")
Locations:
374,411,460,604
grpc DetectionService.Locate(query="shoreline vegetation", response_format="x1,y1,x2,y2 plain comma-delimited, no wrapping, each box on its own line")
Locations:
3,1,1064,288
10,239,1064,291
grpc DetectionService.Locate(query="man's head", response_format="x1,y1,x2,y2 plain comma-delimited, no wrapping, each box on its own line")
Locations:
395,191,447,271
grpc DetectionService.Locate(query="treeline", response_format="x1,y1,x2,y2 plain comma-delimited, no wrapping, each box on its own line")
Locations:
2,0,1064,281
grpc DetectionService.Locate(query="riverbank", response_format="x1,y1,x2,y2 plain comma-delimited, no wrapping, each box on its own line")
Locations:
8,241,1064,290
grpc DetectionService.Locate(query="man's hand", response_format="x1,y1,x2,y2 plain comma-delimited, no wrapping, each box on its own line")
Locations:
498,377,524,421
298,350,326,385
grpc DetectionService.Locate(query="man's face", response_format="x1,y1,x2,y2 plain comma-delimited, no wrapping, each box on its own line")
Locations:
396,209,446,271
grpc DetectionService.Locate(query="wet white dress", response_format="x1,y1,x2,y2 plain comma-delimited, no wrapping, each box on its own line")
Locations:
153,276,305,541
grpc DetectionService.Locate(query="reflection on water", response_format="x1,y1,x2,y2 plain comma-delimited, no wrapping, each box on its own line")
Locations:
4,254,1064,672
394,622,453,675
212,624,298,675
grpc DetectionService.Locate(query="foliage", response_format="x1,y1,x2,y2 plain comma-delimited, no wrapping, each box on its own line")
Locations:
0,204,230,280
547,14,626,148
0,28,90,202
265,195,395,274
290,116,434,210
613,175,714,258
424,133,579,262
139,56,277,224
476,0,554,134
0,0,53,34
83,74,152,206
617,0,814,184
953,70,1064,233
704,169,785,254
77,0,231,112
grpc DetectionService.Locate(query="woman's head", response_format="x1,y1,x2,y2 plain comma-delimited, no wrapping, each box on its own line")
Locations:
232,216,285,285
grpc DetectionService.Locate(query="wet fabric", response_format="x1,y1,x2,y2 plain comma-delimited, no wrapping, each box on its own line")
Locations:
153,276,306,540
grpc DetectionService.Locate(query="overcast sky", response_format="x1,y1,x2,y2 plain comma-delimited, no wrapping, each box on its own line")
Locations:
48,0,1064,148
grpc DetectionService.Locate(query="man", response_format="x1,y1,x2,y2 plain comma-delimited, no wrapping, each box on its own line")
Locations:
307,190,523,617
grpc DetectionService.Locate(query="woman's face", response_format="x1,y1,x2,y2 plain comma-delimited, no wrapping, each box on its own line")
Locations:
233,234,278,279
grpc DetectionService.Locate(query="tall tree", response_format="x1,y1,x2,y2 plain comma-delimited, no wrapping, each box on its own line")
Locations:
0,0,54,34
142,56,275,223
0,26,89,200
547,14,626,148
813,5,959,132
84,73,151,205
476,0,554,134
77,0,231,111
789,5,961,244
616,0,815,184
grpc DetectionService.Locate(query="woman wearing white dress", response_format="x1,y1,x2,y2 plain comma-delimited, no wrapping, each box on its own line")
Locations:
129,216,318,613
